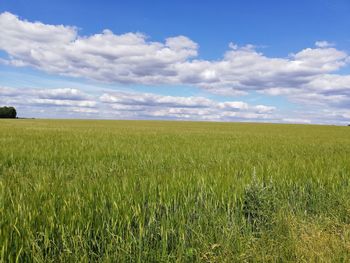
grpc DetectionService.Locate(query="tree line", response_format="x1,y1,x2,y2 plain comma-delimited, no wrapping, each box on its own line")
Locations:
0,106,17,118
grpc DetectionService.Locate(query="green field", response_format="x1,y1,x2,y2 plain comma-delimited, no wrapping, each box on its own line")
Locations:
1,120,350,262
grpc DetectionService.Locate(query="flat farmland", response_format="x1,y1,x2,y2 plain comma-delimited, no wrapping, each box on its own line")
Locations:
1,120,350,262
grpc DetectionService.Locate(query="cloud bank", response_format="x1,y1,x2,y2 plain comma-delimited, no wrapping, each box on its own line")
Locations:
0,86,281,121
0,12,350,124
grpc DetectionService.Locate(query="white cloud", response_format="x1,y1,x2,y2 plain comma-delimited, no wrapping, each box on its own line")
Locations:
36,88,90,100
0,12,76,47
315,41,334,48
30,98,96,108
292,47,347,71
98,90,277,121
218,101,249,110
0,87,97,108
0,12,198,85
282,118,311,124
100,92,213,108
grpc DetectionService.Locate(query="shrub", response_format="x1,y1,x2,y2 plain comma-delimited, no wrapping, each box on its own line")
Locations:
243,175,277,232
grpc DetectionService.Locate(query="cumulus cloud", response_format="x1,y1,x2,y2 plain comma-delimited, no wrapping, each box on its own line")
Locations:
98,91,278,121
36,88,90,100
0,87,97,108
0,12,198,85
100,92,213,108
260,74,350,110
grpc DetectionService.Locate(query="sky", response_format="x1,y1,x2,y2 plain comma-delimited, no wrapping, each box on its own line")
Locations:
0,0,349,124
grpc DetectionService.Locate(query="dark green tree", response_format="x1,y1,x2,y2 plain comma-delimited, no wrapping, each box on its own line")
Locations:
0,106,17,118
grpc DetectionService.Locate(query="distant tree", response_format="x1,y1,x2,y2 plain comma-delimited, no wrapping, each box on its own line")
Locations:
0,106,17,118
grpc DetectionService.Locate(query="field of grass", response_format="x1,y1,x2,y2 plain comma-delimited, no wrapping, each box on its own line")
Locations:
1,119,350,262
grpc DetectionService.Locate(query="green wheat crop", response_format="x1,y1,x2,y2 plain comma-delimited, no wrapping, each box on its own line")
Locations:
1,119,350,262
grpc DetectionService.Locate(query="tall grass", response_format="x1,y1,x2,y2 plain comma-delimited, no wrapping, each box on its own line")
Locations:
1,120,350,262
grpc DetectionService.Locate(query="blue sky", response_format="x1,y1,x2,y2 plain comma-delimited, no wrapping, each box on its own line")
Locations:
0,0,349,124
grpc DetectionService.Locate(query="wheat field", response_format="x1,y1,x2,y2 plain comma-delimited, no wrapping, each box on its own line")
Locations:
1,119,350,262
